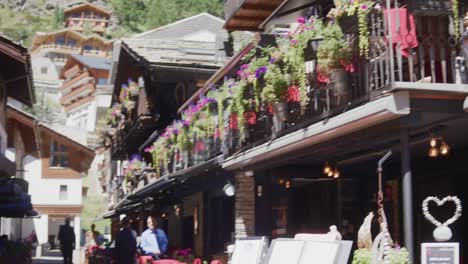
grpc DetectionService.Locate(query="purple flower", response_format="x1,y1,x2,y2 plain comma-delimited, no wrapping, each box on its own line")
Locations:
297,16,306,24
130,154,141,161
290,39,298,45
121,84,128,89
240,64,249,70
361,4,368,10
269,58,276,63
127,78,134,83
255,66,267,78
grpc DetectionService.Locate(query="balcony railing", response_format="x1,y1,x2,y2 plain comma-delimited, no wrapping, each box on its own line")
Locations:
33,44,81,55
64,95,95,112
83,49,108,57
61,71,91,92
61,82,95,105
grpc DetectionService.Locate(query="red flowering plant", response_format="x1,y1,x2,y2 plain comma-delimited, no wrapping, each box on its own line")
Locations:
284,16,325,110
316,22,354,83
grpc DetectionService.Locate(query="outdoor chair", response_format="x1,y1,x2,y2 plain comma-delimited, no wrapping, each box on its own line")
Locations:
152,260,184,264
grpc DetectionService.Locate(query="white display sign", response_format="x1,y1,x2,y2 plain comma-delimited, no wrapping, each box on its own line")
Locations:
264,239,351,264
421,243,459,264
231,237,267,264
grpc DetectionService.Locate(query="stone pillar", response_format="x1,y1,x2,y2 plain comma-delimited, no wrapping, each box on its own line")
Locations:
234,172,255,238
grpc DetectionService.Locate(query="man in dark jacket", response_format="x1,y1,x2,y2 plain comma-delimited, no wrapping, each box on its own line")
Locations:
58,217,75,264
115,217,137,264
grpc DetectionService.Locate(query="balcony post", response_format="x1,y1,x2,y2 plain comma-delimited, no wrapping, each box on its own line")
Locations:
400,127,414,263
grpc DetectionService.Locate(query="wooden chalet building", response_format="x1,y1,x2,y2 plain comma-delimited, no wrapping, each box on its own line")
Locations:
0,35,36,240
103,2,468,263
64,3,111,36
59,54,112,132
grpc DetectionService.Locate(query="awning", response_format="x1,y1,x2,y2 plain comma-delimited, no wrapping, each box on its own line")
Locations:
127,155,224,200
223,92,411,170
0,154,16,177
127,176,175,200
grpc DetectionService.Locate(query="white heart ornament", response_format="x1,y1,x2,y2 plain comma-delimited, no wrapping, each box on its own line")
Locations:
422,196,462,227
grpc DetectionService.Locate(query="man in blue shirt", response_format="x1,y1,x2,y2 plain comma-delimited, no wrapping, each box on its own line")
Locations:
140,216,168,259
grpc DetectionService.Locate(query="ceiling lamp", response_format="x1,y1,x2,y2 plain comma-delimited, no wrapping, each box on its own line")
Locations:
428,146,439,158
440,141,450,155
333,169,340,179
323,163,332,174
430,137,437,147
285,180,291,189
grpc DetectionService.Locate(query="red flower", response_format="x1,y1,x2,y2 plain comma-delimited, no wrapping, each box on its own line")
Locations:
229,114,238,130
244,112,257,125
287,86,300,102
267,104,273,115
195,140,205,152
317,71,330,84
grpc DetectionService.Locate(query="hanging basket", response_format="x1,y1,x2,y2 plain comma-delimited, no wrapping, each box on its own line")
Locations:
272,101,288,122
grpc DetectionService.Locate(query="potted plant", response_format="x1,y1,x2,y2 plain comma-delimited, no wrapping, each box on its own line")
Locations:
328,0,375,57
317,23,354,98
261,64,290,121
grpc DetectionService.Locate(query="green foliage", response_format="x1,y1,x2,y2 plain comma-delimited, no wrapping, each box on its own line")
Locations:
352,248,410,264
317,23,351,75
261,64,289,104
0,7,64,47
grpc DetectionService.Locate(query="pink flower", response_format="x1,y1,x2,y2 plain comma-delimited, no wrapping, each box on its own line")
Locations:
290,39,298,45
361,4,368,10
297,16,306,24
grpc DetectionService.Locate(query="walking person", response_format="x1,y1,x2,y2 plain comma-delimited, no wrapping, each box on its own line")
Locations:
115,217,137,264
140,216,168,260
58,217,76,264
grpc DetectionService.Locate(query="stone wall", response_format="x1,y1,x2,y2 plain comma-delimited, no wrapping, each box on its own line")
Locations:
234,172,255,238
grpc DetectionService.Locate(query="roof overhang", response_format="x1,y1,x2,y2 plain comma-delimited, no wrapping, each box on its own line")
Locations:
224,0,288,31
0,35,34,106
223,92,411,171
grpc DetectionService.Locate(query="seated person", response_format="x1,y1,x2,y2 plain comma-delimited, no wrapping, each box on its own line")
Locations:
140,216,168,259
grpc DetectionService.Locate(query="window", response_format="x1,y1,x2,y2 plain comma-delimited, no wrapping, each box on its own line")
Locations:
97,78,107,85
50,140,70,167
59,185,68,200
41,66,48,74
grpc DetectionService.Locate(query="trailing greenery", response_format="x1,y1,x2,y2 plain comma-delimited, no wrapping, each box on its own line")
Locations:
317,23,352,76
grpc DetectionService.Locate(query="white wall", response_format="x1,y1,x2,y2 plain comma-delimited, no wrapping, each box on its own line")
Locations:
23,155,83,205
66,101,97,132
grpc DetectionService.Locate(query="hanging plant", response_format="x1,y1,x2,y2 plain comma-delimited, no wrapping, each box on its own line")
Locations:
260,64,289,104
452,0,460,39
226,80,249,141
285,17,324,110
328,0,375,57
317,23,354,80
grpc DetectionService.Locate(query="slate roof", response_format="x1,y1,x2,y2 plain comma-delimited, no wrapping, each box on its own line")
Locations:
134,13,226,40
70,54,111,71
121,38,227,68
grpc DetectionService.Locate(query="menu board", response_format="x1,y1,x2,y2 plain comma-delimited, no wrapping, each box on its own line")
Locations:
421,243,459,264
231,237,267,264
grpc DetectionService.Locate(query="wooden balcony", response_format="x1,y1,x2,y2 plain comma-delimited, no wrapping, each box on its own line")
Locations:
61,71,91,92
61,82,95,105
32,44,81,56
64,96,95,112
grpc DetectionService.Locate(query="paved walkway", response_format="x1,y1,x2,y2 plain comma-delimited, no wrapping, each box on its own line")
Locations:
32,249,82,264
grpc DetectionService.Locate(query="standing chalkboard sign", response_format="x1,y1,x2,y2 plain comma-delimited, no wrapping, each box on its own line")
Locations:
421,243,459,264
230,237,268,264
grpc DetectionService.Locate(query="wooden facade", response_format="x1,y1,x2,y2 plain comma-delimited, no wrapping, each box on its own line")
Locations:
64,3,111,35
59,54,110,112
